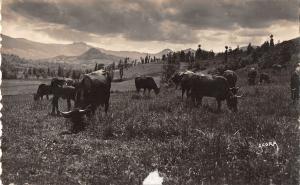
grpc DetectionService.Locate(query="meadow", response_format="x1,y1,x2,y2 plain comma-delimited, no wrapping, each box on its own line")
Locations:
2,68,300,184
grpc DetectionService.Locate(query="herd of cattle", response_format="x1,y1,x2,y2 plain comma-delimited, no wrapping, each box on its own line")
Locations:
33,65,298,133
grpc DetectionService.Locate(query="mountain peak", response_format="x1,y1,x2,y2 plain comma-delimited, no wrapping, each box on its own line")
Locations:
78,47,106,60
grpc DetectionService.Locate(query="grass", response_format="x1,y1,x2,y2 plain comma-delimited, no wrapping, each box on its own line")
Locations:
2,69,300,185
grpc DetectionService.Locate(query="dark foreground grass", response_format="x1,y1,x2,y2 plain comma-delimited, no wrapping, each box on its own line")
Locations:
2,71,300,185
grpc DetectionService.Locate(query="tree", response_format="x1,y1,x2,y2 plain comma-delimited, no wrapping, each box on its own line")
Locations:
71,70,77,79
47,67,51,77
247,43,253,55
94,63,98,71
270,34,274,48
119,64,124,80
57,65,64,77
195,44,202,61
224,46,228,63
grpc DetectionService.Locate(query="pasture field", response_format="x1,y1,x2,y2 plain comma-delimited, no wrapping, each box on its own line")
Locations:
2,63,164,96
2,69,300,185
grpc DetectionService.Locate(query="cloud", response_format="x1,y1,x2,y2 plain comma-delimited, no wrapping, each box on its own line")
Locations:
2,0,298,49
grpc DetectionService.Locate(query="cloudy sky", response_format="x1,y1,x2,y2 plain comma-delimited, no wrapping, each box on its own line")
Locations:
2,0,299,53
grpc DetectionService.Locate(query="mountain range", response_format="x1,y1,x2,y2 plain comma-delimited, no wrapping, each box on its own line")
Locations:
1,34,174,61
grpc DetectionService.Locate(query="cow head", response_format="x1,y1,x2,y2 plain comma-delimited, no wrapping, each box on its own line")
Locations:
59,108,90,119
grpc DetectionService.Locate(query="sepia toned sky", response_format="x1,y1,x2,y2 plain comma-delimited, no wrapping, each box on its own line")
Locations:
2,0,299,53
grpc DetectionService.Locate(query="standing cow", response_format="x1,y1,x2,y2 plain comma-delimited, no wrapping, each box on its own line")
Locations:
135,76,160,95
171,72,184,89
179,71,195,99
61,69,113,117
51,78,76,115
248,68,258,85
222,70,239,94
190,74,240,112
34,84,52,101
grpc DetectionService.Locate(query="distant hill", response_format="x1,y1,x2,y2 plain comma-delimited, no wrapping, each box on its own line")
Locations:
1,34,171,60
1,34,91,59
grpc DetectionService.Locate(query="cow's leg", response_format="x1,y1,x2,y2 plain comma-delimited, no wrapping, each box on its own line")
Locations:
47,95,49,100
216,98,222,112
182,89,185,99
55,98,60,115
67,99,71,111
51,97,58,115
148,89,151,96
143,88,146,95
186,88,191,99
105,101,109,113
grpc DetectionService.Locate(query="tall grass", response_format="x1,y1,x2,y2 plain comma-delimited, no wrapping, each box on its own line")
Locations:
2,69,299,184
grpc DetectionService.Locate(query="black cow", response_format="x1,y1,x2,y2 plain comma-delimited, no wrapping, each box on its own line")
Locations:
222,70,239,94
291,71,300,101
60,69,113,118
135,76,160,95
190,74,241,112
180,71,196,99
259,73,271,84
34,84,52,101
51,78,76,115
171,72,184,89
248,68,258,85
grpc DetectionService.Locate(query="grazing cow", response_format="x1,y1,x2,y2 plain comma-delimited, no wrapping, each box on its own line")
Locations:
60,69,113,118
135,76,160,95
272,64,287,72
171,72,184,89
34,84,52,101
291,70,300,101
248,68,258,85
259,73,271,84
51,78,76,115
190,74,241,112
222,70,239,94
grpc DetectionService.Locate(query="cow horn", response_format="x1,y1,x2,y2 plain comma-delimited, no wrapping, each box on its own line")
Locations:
59,110,75,118
235,95,243,98
78,108,90,115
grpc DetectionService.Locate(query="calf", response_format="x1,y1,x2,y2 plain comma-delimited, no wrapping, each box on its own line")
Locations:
34,83,52,100
135,76,160,95
51,78,75,115
222,70,239,94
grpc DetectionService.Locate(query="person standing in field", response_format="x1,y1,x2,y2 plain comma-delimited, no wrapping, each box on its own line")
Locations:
291,64,300,101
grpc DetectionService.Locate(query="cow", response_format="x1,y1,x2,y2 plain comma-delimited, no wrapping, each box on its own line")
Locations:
180,71,196,99
51,78,76,115
222,70,239,94
170,72,184,89
34,83,52,101
135,76,160,95
190,74,241,112
60,69,113,118
259,73,271,84
248,68,258,85
291,69,300,101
